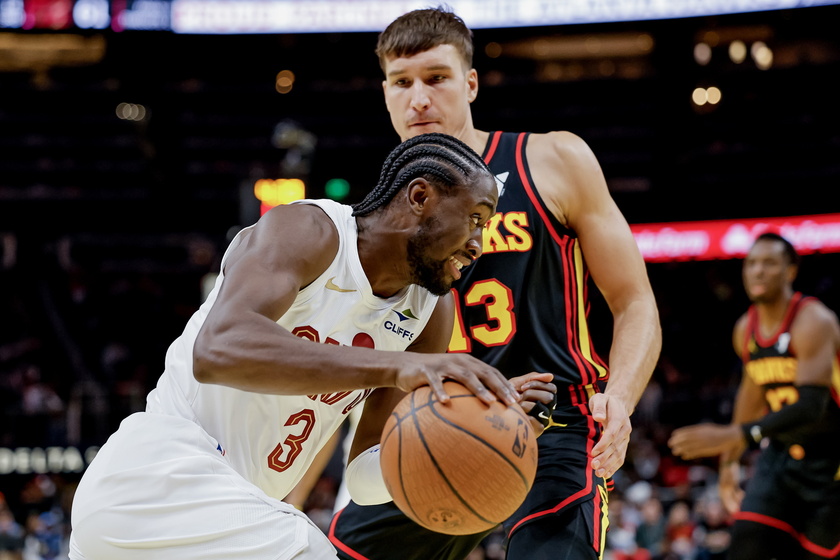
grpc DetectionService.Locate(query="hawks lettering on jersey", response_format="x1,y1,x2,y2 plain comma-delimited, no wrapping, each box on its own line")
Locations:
745,357,797,387
482,212,533,254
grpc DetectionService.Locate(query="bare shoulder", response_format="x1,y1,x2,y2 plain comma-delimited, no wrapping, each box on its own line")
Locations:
525,131,599,171
525,131,605,226
226,203,339,284
259,202,338,239
795,298,840,341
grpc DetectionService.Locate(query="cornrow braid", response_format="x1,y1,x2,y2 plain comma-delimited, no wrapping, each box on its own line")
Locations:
352,132,491,216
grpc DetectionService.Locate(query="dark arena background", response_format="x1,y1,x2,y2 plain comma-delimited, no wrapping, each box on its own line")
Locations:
1,1,839,558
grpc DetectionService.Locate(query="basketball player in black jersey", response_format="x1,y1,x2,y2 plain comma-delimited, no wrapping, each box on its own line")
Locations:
328,7,662,560
669,233,840,559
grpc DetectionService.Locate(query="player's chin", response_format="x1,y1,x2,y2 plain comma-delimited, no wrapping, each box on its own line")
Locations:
423,278,453,297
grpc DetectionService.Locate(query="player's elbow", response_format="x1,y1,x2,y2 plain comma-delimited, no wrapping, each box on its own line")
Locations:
192,334,227,384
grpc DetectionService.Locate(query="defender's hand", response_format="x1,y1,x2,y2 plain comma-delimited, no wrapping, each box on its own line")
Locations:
589,393,631,479
510,372,557,434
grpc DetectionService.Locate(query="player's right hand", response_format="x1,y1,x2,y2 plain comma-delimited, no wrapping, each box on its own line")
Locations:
394,353,520,408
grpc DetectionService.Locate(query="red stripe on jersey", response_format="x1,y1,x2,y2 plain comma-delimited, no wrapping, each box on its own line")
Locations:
483,131,502,164
734,511,840,558
328,509,372,560
559,240,589,384
565,241,597,386
562,232,601,384
514,133,563,247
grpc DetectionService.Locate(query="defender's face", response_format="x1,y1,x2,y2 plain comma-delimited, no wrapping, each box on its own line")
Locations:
742,239,793,303
382,44,478,142
407,173,497,295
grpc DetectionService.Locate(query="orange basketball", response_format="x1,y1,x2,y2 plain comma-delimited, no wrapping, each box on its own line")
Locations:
379,380,538,535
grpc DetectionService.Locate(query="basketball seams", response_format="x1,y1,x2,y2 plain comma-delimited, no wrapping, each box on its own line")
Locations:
379,382,538,535
411,388,497,526
425,395,534,490
396,389,428,527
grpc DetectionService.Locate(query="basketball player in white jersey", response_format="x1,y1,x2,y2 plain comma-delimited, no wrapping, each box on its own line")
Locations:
68,133,536,560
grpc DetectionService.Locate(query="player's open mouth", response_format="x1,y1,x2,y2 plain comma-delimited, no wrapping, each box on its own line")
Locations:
448,256,468,280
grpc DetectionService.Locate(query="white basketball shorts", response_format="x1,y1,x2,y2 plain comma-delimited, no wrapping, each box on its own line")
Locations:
69,412,337,560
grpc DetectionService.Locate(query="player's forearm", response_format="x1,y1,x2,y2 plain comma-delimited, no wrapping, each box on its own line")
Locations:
719,441,745,465
741,385,830,445
193,316,401,394
602,298,662,412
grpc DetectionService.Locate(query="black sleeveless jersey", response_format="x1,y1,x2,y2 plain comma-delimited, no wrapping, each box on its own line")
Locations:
448,131,609,389
741,291,840,451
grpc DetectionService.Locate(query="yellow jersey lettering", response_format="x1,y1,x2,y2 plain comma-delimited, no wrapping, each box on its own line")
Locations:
745,357,797,386
482,212,533,254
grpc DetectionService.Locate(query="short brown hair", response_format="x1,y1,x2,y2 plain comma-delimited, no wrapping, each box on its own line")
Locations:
376,6,474,72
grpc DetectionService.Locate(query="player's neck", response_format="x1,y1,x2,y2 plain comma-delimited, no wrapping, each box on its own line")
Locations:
463,129,490,156
755,289,795,330
355,215,410,299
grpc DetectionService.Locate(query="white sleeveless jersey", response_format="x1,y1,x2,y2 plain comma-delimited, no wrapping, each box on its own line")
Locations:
146,199,439,501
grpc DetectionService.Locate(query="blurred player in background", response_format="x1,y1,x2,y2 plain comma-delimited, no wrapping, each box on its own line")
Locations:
669,232,840,560
329,7,662,560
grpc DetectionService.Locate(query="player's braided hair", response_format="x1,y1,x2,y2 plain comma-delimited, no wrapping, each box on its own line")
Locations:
352,132,491,217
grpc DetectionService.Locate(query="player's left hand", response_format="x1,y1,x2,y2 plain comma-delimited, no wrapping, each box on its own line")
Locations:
589,393,631,479
509,372,556,434
667,423,743,460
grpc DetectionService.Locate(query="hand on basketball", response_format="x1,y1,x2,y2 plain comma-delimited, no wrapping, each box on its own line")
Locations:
667,423,743,460
589,393,631,479
394,353,520,407
509,373,557,433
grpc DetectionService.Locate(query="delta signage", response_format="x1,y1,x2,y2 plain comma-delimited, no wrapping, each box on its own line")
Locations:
630,213,840,262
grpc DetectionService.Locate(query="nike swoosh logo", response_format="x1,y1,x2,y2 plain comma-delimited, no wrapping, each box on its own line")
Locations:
325,277,356,293
538,411,550,420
